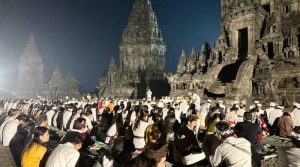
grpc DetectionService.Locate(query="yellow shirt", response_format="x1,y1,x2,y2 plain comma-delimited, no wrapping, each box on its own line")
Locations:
21,142,47,167
107,103,114,112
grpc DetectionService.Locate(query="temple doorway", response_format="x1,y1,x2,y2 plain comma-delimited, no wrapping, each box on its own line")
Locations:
238,27,248,60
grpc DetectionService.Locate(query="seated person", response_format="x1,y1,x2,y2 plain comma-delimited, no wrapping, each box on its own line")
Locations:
173,115,205,165
94,138,125,167
130,144,168,167
210,121,252,167
61,117,95,153
46,131,82,167
278,126,300,166
235,111,263,150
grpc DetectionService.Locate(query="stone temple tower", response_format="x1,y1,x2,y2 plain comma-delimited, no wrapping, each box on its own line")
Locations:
99,0,169,99
14,34,44,98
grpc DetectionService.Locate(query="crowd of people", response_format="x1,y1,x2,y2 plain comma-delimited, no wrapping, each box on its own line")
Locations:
0,94,300,167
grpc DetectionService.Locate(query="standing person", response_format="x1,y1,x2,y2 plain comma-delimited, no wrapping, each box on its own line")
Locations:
132,109,149,153
21,127,50,167
210,121,252,167
46,132,82,167
237,100,246,123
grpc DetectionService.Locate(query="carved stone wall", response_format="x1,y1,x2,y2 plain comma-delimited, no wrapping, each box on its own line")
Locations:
169,0,300,104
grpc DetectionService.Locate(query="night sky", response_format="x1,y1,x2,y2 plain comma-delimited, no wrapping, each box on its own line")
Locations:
0,0,220,92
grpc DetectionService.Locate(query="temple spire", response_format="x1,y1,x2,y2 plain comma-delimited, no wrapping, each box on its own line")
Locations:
14,34,44,98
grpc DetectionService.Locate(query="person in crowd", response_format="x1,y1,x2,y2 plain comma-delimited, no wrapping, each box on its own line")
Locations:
21,126,50,167
237,100,246,122
130,152,157,167
82,109,93,130
235,111,263,150
206,112,222,135
142,144,168,167
265,102,276,121
94,138,125,167
36,114,48,127
268,105,283,127
9,120,35,167
274,112,294,137
61,117,94,152
292,103,300,127
132,109,149,152
62,105,73,131
0,109,21,143
251,108,269,143
162,108,177,142
2,114,29,146
45,131,82,167
225,107,238,128
173,115,205,165
45,105,57,126
145,113,163,145
210,121,252,167
278,126,300,166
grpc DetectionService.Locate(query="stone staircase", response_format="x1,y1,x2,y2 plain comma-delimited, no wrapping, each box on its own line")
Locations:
208,80,226,95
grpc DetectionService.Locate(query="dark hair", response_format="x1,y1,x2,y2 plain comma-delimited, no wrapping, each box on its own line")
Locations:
126,102,132,111
250,108,259,113
23,126,49,156
24,120,35,132
85,109,92,116
130,153,156,167
283,112,291,117
60,131,83,144
244,111,253,121
133,109,149,130
212,112,220,120
215,121,232,138
16,114,29,122
114,105,120,112
167,108,175,118
36,114,47,126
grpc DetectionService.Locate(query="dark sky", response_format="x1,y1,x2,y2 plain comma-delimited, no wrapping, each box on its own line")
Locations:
0,0,220,91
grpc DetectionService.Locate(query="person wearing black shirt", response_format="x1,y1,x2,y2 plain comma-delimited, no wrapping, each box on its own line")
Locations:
173,116,205,165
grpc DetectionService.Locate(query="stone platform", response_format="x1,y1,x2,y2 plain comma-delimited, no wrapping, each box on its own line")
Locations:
0,144,16,167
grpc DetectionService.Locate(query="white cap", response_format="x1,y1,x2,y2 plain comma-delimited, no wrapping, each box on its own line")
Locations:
277,105,284,109
207,99,211,103
270,102,276,107
157,101,164,108
254,101,259,104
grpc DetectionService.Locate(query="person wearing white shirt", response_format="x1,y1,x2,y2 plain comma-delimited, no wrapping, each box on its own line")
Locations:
46,132,82,167
0,109,21,143
132,110,149,152
265,102,276,119
210,121,252,167
268,106,283,126
2,114,28,146
46,108,56,126
63,108,73,130
292,104,300,127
